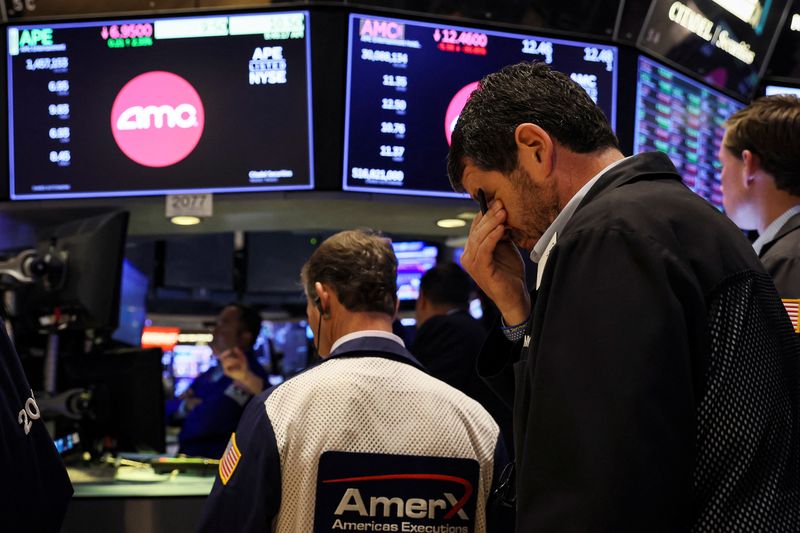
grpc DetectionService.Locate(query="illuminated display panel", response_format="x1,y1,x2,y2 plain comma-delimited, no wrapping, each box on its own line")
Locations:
765,85,800,97
638,0,790,98
343,13,618,198
634,56,744,210
392,241,437,301
7,11,313,199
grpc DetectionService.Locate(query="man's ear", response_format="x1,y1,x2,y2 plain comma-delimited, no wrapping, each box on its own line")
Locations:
315,281,331,317
514,123,554,176
741,149,761,186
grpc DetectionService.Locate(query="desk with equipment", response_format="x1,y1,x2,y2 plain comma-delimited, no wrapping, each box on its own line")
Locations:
64,456,216,533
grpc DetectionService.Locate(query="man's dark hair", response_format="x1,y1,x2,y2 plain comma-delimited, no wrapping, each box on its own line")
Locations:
420,262,473,309
724,95,800,196
227,303,262,349
300,229,398,316
447,61,620,191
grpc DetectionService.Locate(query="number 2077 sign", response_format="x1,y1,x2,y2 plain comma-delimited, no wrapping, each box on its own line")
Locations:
166,193,213,218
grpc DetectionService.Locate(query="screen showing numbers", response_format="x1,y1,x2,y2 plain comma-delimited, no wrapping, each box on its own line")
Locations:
7,11,313,199
633,56,743,210
343,13,618,197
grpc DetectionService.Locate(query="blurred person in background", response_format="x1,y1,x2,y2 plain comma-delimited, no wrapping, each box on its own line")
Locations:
172,303,268,458
412,261,513,451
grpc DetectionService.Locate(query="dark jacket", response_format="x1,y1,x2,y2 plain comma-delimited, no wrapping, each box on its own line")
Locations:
0,321,73,532
759,211,800,300
478,152,800,532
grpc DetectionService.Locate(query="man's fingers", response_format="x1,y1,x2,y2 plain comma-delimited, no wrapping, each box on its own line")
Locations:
474,224,506,271
464,205,506,269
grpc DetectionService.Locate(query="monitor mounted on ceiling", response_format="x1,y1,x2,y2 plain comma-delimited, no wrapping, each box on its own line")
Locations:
633,55,745,211
342,12,619,198
7,10,314,199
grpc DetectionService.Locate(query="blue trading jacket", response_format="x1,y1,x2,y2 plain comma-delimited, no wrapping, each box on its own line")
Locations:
178,350,269,458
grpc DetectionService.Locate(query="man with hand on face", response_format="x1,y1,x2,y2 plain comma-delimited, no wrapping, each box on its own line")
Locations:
720,95,800,333
176,303,268,458
449,61,800,531
199,229,509,533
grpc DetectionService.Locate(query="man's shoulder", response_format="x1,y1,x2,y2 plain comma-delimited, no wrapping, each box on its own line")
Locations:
263,356,498,427
571,174,741,245
558,177,763,292
763,222,800,260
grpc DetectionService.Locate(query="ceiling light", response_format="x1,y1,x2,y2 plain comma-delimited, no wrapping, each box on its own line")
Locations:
457,211,477,220
437,218,467,228
170,216,201,226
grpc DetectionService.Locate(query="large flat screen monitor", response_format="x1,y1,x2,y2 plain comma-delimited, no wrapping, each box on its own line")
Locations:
638,0,790,98
7,10,313,199
343,13,618,197
634,56,744,210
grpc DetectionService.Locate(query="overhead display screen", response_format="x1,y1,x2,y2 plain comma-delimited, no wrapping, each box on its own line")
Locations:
638,0,790,98
7,11,313,199
765,85,800,97
634,56,744,210
343,13,618,198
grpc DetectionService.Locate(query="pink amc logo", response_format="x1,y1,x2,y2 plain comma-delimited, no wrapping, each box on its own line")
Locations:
444,81,479,146
110,71,205,167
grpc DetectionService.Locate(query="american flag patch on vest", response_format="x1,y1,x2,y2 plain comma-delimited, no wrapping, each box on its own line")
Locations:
219,433,241,485
783,299,800,333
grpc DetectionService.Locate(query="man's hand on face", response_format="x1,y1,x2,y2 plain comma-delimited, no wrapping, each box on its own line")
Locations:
461,199,531,326
219,348,265,396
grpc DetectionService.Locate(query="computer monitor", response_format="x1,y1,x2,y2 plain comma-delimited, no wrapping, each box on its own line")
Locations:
20,211,129,332
634,55,744,210
264,320,311,378
342,12,618,197
111,259,148,346
392,241,438,301
7,10,313,199
170,343,215,397
59,347,165,453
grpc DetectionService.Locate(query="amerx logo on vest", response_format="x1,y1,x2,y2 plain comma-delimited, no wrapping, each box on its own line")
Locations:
110,71,205,167
315,451,480,532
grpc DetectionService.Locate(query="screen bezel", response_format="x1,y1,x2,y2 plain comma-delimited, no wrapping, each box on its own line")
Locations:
341,10,620,199
6,8,315,200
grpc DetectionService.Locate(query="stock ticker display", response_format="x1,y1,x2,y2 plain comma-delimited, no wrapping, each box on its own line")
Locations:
7,11,313,199
342,14,618,197
634,56,744,210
